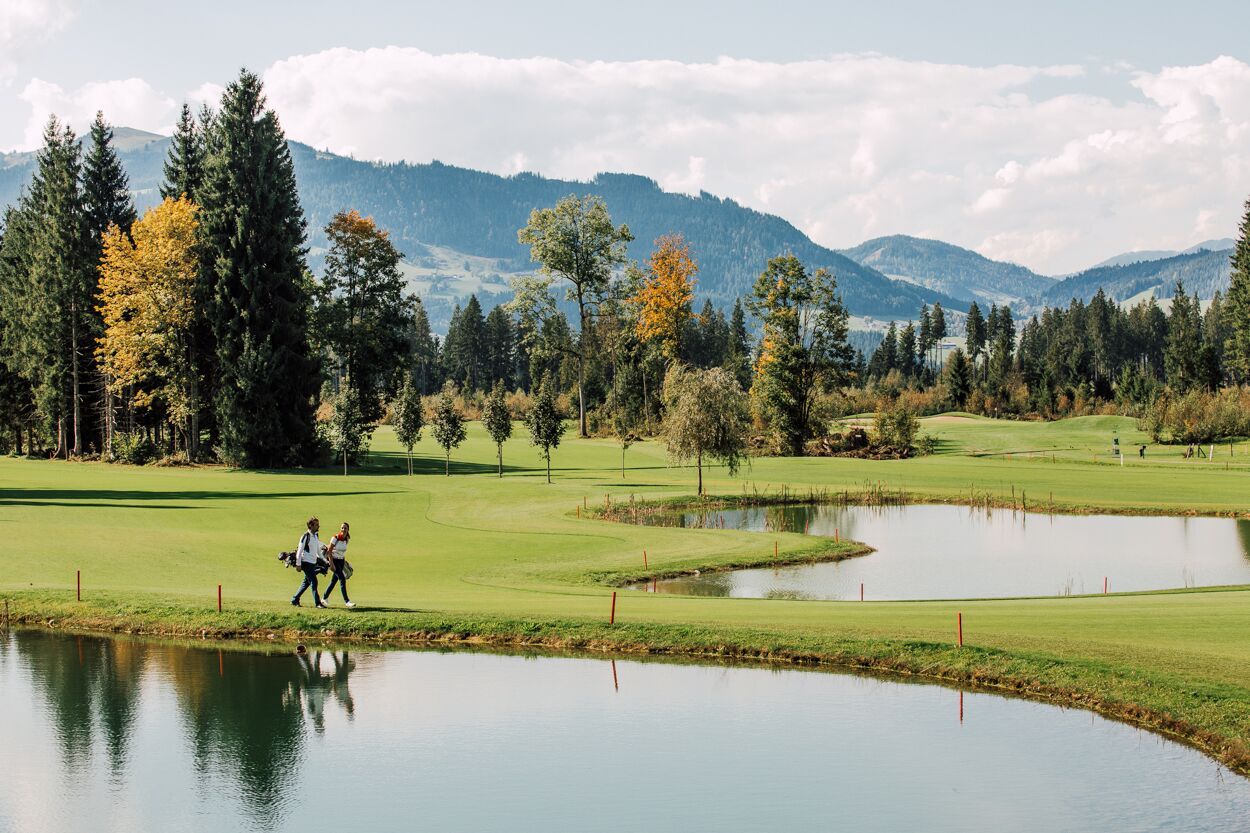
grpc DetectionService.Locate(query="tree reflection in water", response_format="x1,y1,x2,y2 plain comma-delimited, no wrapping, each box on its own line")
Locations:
7,632,361,830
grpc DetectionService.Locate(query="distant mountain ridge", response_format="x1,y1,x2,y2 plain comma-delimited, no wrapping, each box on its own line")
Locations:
0,132,963,327
1088,238,1234,270
0,130,1236,326
839,234,1054,309
1038,248,1233,307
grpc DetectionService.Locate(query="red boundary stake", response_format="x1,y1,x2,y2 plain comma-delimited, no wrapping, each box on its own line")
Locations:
957,612,964,647
610,591,617,625
217,584,222,612
643,550,648,570
860,583,864,602
652,577,657,593
77,570,81,602
1104,576,1108,595
774,541,778,559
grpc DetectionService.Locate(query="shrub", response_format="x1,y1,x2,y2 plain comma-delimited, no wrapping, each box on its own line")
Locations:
112,432,157,465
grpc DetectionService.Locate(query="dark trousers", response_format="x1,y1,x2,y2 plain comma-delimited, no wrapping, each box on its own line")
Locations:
324,557,350,602
292,562,321,605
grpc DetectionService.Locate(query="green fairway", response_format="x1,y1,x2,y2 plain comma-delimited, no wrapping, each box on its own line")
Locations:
4,414,1250,772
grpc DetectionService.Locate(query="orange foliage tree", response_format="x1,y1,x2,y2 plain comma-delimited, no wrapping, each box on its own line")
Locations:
97,197,200,452
631,234,697,360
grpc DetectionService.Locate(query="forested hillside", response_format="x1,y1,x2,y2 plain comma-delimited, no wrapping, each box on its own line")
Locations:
1039,249,1232,306
2,135,960,322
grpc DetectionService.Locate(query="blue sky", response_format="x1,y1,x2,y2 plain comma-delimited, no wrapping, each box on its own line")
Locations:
3,0,1249,272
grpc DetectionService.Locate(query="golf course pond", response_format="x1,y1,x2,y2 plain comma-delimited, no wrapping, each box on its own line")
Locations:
631,504,1250,600
1,630,1248,832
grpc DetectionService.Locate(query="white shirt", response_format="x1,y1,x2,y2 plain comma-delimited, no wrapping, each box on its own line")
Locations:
297,530,322,564
327,534,349,560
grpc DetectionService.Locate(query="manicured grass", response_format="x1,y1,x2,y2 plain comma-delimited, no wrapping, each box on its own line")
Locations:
4,414,1250,771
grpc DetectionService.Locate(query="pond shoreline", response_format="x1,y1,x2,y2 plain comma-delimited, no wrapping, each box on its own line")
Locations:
5,593,1250,780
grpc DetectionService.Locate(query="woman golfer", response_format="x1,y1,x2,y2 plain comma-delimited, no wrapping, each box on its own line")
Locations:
322,521,355,608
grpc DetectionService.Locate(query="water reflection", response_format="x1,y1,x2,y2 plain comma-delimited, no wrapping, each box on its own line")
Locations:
635,504,1250,599
3,630,1249,833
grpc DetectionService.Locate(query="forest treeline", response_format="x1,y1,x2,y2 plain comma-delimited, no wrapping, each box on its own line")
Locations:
3,70,1250,469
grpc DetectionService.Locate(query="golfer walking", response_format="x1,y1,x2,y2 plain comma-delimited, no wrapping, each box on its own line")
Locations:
291,516,327,608
322,521,355,608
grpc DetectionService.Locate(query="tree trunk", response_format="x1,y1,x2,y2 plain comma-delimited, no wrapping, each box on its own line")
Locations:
621,445,625,478
189,376,200,460
407,449,412,476
343,447,348,476
445,450,450,476
697,450,703,496
577,359,587,438
70,311,82,455
546,453,551,484
497,445,503,477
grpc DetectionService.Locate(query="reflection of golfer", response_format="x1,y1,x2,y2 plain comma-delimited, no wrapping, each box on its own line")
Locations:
291,517,327,608
323,522,355,608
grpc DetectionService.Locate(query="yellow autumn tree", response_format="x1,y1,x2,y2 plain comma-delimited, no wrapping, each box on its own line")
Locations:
97,197,200,452
631,233,697,360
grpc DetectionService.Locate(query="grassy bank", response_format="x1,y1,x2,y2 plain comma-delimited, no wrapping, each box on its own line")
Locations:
4,413,1250,773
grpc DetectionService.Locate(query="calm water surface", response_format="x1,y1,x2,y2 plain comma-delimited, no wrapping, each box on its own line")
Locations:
637,504,1250,600
1,630,1247,832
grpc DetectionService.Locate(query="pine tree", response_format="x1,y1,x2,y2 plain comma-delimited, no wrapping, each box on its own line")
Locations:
918,304,933,365
483,305,515,388
407,298,441,394
726,298,752,389
482,379,513,477
1164,282,1203,390
965,302,986,365
930,302,947,365
431,382,466,475
23,118,94,455
82,112,137,242
943,347,971,407
1227,196,1250,382
526,374,566,484
161,103,205,202
897,322,918,379
200,70,319,467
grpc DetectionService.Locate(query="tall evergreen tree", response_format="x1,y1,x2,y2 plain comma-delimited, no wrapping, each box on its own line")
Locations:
1227,196,1250,382
483,305,515,388
726,298,752,389
19,119,95,454
443,295,486,390
161,103,206,202
965,302,986,365
200,70,319,467
82,112,137,242
1164,282,1203,391
406,297,441,394
897,321,918,379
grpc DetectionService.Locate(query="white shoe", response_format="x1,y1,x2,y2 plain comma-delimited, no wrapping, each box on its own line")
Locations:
345,601,356,609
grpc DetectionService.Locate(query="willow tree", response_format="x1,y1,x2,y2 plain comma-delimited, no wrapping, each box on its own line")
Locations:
662,365,749,496
516,195,632,437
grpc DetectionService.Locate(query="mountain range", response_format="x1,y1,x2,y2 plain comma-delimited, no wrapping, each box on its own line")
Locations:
0,127,1237,332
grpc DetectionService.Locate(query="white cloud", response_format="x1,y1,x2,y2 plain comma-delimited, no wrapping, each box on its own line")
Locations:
17,76,176,147
251,47,1250,273
0,0,75,78
8,46,1250,274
